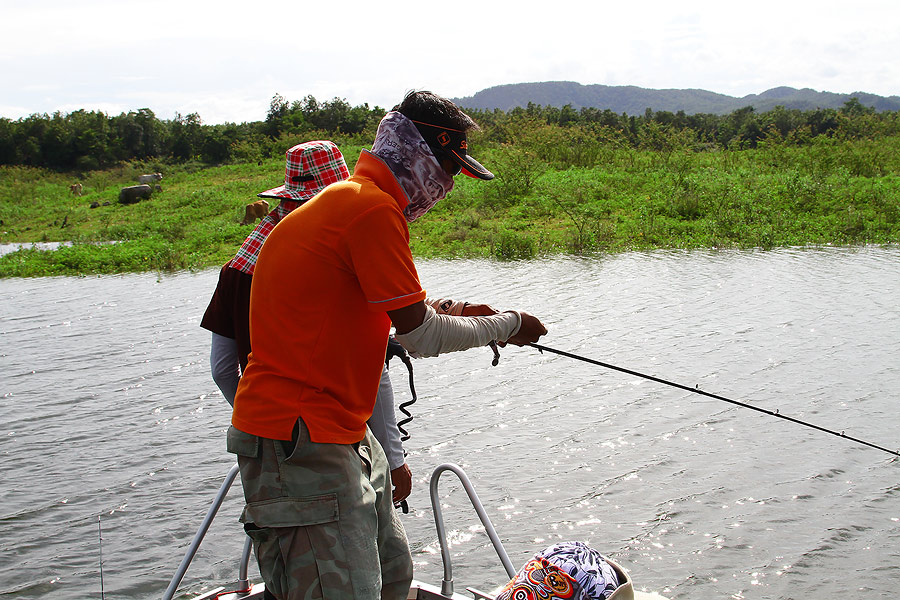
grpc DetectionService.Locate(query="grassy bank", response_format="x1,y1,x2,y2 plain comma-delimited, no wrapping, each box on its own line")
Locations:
2,136,899,277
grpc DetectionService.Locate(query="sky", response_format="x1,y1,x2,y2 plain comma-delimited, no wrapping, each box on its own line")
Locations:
2,0,898,125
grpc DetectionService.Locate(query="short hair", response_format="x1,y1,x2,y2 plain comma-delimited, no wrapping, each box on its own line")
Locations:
394,90,478,132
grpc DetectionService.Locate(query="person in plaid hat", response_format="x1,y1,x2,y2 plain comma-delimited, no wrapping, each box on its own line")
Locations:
202,141,350,402
227,91,548,600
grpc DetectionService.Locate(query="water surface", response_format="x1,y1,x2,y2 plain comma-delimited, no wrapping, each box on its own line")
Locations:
1,247,898,599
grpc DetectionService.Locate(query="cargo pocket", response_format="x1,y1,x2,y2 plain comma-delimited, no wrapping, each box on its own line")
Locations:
241,495,352,598
226,425,260,458
241,494,339,528
242,522,289,598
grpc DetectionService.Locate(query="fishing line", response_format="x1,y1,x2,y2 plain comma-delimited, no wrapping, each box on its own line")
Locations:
98,515,105,600
528,343,899,458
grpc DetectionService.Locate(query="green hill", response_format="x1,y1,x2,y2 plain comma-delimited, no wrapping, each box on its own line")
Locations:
452,81,900,115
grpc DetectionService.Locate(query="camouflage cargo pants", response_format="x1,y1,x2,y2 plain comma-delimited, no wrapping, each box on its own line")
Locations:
227,419,413,600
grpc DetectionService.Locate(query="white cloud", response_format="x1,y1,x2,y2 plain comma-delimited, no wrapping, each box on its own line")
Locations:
1,0,898,123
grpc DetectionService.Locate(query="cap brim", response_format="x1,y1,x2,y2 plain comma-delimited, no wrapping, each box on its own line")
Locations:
451,149,494,180
257,185,319,201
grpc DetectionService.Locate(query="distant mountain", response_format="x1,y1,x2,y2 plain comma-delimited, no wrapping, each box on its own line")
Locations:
451,82,900,115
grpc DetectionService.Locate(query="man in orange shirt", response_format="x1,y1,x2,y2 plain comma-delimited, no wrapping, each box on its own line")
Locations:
228,91,547,600
201,140,420,505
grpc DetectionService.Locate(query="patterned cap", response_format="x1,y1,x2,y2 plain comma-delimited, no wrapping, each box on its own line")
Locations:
495,542,666,600
258,140,350,201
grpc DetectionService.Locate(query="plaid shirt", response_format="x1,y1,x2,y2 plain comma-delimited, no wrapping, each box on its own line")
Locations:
230,201,299,274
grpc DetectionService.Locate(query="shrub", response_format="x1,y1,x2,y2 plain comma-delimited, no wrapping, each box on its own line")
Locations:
492,230,536,260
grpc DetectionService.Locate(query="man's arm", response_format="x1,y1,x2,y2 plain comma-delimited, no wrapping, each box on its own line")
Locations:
388,300,547,356
210,332,241,406
389,301,427,335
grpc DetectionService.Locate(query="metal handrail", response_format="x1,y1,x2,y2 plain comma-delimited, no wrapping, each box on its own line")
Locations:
429,463,516,597
163,463,250,600
165,462,513,599
239,536,252,587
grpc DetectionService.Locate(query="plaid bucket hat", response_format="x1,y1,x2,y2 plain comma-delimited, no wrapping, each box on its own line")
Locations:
258,140,350,201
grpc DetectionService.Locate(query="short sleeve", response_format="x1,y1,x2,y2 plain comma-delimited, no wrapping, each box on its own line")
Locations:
200,264,253,369
344,204,426,312
201,264,237,338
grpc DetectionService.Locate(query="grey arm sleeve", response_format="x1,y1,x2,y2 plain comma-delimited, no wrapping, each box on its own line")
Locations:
210,332,241,406
366,365,405,470
394,305,522,358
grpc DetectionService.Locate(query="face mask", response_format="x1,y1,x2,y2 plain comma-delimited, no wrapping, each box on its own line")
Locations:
370,111,455,222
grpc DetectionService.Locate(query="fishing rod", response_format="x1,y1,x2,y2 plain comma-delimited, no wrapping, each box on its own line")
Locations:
528,343,899,458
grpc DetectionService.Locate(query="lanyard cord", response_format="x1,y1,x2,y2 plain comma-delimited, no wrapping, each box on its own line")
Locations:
386,338,417,442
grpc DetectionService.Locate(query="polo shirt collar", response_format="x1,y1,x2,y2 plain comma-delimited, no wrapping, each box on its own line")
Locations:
353,150,410,212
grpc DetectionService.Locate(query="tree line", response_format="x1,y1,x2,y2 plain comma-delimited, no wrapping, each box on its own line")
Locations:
1,94,898,172
0,95,386,171
470,97,900,149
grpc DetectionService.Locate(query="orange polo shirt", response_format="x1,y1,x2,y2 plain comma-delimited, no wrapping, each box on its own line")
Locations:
231,151,427,443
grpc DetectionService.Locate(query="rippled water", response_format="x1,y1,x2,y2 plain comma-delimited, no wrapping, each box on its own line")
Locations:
1,247,898,599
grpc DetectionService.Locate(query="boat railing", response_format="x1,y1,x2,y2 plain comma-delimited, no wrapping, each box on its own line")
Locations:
163,462,515,600
429,463,516,597
162,463,252,600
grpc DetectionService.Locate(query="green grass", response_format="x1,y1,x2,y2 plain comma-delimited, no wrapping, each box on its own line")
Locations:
2,138,899,277
413,138,900,259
